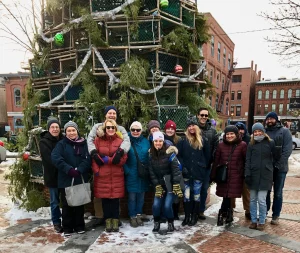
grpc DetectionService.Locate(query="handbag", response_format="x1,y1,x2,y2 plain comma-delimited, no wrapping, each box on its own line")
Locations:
215,144,237,183
65,175,91,207
132,144,149,180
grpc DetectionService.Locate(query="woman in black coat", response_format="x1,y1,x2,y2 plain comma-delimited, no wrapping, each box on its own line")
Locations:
177,117,210,226
245,123,281,231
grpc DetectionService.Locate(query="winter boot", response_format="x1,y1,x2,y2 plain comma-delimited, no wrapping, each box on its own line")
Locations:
105,218,112,232
217,209,224,226
188,213,198,226
182,202,191,226
136,214,144,226
225,208,233,224
172,203,180,220
112,219,119,232
153,217,160,233
130,217,138,228
167,220,175,233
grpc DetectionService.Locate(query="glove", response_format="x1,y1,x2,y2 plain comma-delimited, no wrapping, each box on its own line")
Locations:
101,155,109,164
274,136,283,147
155,185,164,198
95,171,100,177
173,184,183,198
68,168,80,178
244,175,251,186
112,148,124,165
91,149,104,166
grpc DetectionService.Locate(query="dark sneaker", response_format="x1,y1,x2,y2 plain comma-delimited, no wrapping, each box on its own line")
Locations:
257,224,265,231
271,216,279,225
130,217,138,228
198,212,206,220
136,214,144,226
245,212,251,220
249,222,257,229
152,222,160,233
53,224,63,233
64,231,73,237
76,230,85,234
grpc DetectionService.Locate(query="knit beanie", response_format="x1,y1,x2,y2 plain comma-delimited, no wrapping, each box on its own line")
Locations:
130,121,143,131
153,131,164,141
224,125,239,136
235,121,245,130
64,121,79,133
265,111,278,121
186,116,198,128
147,120,160,131
47,117,60,130
252,123,265,133
104,105,117,115
164,120,176,131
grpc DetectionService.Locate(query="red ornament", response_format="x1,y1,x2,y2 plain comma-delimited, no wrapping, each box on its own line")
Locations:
174,65,183,74
0,140,3,147
22,151,30,161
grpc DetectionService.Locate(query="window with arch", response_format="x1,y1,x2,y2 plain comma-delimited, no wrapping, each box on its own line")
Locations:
272,103,276,112
237,91,242,100
264,104,269,114
279,104,283,114
228,53,231,70
211,35,214,56
222,76,225,90
14,88,21,106
280,89,285,99
216,73,220,88
217,42,221,62
272,90,277,99
215,94,219,109
225,99,229,115
210,69,213,82
265,90,270,99
223,48,226,66
288,89,292,98
296,89,300,97
258,90,262,99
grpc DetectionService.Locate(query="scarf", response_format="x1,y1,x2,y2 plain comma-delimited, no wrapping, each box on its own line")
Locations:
254,135,265,142
65,136,86,155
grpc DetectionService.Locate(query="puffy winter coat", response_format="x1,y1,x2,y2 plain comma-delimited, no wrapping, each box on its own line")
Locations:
177,136,210,181
92,134,128,198
124,133,150,193
211,137,247,198
39,131,63,188
51,137,91,188
245,136,281,191
149,144,181,187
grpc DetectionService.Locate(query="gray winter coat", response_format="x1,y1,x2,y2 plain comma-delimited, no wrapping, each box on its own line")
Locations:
87,123,130,154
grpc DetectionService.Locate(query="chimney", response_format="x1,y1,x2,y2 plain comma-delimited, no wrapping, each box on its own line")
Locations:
251,61,254,70
258,71,261,81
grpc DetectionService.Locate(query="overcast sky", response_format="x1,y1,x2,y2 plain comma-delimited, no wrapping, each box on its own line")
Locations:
0,0,300,79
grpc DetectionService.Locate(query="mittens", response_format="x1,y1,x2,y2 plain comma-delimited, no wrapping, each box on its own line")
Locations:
68,168,80,178
101,156,109,164
155,185,164,198
112,148,124,165
173,184,183,198
91,149,104,166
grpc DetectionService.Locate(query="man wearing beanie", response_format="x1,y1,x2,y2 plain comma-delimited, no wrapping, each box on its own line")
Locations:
196,108,219,220
39,117,63,233
265,111,293,225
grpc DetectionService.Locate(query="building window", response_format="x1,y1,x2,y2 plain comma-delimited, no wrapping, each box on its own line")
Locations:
257,104,262,114
216,73,220,88
225,99,229,115
272,103,276,112
237,91,242,100
210,69,213,82
217,42,221,61
231,91,235,100
264,104,269,114
222,76,225,90
296,89,300,97
211,35,214,57
265,90,269,99
236,106,241,116
258,90,262,99
223,48,226,66
287,103,289,112
215,94,219,109
279,103,283,114
272,90,277,99
288,89,292,98
280,89,284,99
228,53,231,70
14,88,21,106
232,75,242,83
230,106,234,115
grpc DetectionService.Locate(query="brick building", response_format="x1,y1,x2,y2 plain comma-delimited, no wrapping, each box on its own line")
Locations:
202,13,235,129
230,61,261,130
0,73,30,134
254,78,300,126
0,78,8,136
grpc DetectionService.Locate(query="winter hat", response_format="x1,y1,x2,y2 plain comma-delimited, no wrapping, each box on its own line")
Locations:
224,125,239,136
164,120,176,131
153,131,164,141
235,121,245,130
265,111,278,121
47,117,60,130
64,121,79,133
186,116,198,128
130,121,143,131
252,123,265,133
147,120,161,131
104,105,117,115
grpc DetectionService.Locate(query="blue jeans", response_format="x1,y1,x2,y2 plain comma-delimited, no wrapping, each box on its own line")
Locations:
200,169,211,212
128,192,145,218
266,170,287,217
49,188,61,225
183,179,202,202
250,190,268,224
152,192,174,219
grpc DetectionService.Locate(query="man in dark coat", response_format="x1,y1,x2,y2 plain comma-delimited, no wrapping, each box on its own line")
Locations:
197,108,219,220
39,117,63,233
265,112,293,225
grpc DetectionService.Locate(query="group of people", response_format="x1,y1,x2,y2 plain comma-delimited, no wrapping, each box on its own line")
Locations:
39,105,293,236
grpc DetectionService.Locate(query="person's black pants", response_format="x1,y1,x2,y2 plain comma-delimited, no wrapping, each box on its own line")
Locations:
221,197,231,211
60,188,85,233
102,198,120,219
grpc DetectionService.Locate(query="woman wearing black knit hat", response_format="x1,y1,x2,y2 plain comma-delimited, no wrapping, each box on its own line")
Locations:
211,125,247,226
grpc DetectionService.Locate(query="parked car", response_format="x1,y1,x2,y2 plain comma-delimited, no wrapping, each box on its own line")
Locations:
292,136,300,150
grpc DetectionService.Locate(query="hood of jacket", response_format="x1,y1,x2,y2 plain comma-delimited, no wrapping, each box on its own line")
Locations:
40,130,63,141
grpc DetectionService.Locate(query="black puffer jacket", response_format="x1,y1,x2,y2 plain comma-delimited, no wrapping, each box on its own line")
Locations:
149,145,181,186
39,131,63,188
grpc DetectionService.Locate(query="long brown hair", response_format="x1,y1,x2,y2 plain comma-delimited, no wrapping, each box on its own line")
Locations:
184,125,203,149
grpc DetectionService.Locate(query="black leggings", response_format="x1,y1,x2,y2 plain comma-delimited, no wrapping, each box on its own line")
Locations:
221,197,231,211
102,198,120,219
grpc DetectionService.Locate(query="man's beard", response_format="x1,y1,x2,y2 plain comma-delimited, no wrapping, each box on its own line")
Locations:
267,121,276,127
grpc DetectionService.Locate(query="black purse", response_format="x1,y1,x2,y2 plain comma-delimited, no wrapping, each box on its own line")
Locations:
132,144,149,180
215,144,237,183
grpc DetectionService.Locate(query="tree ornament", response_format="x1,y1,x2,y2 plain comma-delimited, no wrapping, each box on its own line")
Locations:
54,33,64,47
160,0,169,9
174,65,183,74
22,151,30,161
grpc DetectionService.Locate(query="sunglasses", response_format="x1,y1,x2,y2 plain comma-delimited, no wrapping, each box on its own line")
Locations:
131,128,141,132
199,114,208,118
106,126,116,130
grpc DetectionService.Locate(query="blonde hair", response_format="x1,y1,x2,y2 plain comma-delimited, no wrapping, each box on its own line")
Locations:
250,132,271,145
184,125,203,149
103,119,117,131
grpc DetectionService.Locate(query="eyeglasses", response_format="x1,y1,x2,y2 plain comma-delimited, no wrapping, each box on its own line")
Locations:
131,128,141,132
106,126,116,130
200,114,208,118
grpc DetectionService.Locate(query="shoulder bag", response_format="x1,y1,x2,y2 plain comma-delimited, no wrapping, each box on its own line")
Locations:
132,144,149,180
215,144,237,183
